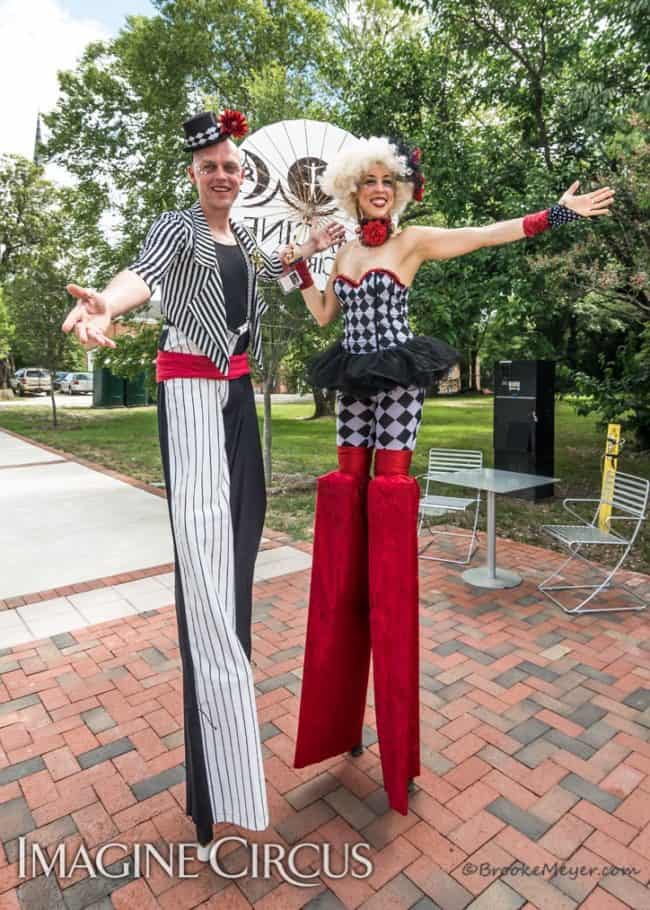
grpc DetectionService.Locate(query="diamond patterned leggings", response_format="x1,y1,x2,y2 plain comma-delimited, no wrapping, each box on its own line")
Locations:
335,385,426,451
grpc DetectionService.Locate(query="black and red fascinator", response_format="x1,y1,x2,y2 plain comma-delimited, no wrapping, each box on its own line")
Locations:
183,109,249,151
390,136,426,202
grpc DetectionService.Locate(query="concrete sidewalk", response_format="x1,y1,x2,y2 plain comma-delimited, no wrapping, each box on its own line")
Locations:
0,429,311,642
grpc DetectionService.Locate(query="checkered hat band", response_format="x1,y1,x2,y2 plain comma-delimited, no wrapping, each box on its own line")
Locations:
186,125,222,148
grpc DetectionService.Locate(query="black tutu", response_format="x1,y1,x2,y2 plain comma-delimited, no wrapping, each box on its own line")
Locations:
307,336,459,397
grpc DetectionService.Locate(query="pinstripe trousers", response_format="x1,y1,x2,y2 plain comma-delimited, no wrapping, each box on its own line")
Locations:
157,329,268,834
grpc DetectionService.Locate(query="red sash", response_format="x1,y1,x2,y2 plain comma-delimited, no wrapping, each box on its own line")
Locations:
156,351,250,383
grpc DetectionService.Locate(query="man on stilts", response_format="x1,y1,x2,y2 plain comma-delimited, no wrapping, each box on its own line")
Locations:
62,109,343,852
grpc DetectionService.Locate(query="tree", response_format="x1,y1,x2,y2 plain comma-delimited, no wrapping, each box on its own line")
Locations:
44,0,332,275
573,324,650,449
552,119,650,446
330,0,648,397
0,288,15,390
3,176,91,426
0,156,51,284
37,0,649,442
43,0,337,477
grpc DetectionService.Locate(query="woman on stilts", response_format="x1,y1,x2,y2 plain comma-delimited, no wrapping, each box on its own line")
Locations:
287,135,614,814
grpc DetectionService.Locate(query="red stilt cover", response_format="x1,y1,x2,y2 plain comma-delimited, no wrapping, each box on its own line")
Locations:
368,450,420,814
294,450,372,767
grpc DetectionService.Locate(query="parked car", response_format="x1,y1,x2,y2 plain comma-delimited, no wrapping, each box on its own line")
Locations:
9,368,52,396
53,371,69,391
61,372,94,395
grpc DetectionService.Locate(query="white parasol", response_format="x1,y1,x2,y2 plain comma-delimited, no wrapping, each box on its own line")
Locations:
232,119,360,290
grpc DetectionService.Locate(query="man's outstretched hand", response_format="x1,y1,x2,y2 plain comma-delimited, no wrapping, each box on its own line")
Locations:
62,284,116,348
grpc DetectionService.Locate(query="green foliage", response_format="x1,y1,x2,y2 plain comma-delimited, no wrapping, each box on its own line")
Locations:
331,0,649,392
0,287,15,388
0,156,51,284
0,288,14,361
282,315,340,393
573,324,650,450
36,0,650,405
94,323,160,401
2,167,92,376
43,0,332,277
6,244,85,377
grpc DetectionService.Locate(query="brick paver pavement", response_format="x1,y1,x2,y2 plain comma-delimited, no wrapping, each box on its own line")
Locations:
1,527,649,909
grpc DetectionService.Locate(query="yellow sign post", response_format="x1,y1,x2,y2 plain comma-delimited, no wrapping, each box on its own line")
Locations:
598,424,621,531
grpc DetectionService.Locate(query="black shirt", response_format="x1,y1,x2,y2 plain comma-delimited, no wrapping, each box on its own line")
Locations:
214,241,248,333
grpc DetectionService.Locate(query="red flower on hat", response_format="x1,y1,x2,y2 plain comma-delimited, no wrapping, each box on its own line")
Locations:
410,147,422,166
219,109,249,139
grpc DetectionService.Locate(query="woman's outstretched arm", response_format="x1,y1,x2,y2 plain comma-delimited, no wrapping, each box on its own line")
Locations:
408,180,614,262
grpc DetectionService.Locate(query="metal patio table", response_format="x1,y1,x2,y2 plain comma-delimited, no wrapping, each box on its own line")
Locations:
424,467,559,589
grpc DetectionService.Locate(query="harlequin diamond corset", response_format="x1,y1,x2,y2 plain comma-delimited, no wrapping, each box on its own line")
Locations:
307,268,459,396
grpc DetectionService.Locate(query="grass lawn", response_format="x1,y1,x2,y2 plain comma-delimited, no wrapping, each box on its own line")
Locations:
1,396,648,573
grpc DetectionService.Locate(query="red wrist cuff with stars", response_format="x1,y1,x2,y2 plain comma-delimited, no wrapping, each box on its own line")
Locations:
523,204,581,237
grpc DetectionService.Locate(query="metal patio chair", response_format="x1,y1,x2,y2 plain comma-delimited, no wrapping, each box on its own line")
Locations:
538,470,649,614
417,448,483,565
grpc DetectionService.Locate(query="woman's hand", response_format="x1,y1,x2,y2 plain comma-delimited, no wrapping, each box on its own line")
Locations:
559,180,615,218
310,221,347,252
283,221,347,264
280,247,297,268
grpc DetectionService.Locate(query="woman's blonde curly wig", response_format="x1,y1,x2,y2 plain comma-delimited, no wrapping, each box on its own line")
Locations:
319,136,413,220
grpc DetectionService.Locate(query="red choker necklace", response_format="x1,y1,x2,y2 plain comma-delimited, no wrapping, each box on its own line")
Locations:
359,217,393,247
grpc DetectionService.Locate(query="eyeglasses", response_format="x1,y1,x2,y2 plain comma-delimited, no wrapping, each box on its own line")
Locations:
193,162,241,178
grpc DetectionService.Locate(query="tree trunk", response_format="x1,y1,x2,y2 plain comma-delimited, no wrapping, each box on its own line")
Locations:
566,312,578,370
310,387,336,418
263,376,273,487
467,350,478,392
474,353,481,392
49,383,58,429
532,82,553,171
0,356,14,389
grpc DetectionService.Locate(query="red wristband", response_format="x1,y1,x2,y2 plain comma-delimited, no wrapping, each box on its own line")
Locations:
522,209,550,237
294,259,314,289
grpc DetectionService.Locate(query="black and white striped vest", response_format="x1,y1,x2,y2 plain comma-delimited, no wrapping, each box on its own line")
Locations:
131,201,283,374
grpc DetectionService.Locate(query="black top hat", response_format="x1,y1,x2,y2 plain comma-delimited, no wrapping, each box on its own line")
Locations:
183,109,249,152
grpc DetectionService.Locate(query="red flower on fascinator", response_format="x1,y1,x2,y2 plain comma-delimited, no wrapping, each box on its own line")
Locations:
410,147,422,166
219,109,249,139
